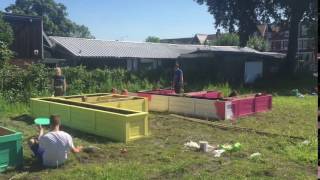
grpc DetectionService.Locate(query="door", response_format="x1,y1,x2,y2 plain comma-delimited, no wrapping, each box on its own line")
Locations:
244,61,263,83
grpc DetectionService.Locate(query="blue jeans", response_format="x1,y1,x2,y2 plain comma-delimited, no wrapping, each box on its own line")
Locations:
29,141,44,163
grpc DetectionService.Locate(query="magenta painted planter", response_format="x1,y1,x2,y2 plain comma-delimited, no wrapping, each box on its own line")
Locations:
219,94,272,119
136,89,271,120
185,91,223,99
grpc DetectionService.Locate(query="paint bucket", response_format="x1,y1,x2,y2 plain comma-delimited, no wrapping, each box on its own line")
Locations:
199,141,208,152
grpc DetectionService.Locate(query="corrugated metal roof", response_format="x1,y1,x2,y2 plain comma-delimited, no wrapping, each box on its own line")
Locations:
50,36,284,59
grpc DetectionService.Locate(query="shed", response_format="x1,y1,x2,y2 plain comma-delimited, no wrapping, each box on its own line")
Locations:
3,13,43,60
48,36,285,83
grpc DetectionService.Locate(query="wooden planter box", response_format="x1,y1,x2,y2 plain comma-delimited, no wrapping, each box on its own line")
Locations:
61,93,148,112
0,126,23,172
135,90,271,120
30,98,149,142
185,91,223,99
217,94,272,119
135,90,231,119
135,90,174,112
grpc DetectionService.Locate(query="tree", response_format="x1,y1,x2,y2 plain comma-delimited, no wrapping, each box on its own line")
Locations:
5,0,94,38
271,0,316,74
145,36,160,43
0,13,13,45
213,33,239,46
195,0,268,47
196,0,316,73
247,36,268,51
0,13,13,66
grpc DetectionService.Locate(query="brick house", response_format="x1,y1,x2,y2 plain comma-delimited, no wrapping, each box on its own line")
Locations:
265,22,316,70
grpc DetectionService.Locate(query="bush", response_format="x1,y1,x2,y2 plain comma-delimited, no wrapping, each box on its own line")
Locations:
0,13,14,45
0,64,165,103
213,33,240,46
0,42,13,67
145,36,160,43
0,13,14,67
247,36,269,51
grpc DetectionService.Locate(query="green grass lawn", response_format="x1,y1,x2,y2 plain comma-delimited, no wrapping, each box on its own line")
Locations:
0,96,317,180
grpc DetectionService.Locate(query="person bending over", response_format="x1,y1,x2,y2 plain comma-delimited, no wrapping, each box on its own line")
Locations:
29,115,82,167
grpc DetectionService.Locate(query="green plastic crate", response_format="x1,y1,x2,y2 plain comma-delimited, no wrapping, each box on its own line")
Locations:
0,126,23,172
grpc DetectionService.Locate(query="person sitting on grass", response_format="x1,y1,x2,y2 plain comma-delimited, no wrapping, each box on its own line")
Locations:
28,115,82,167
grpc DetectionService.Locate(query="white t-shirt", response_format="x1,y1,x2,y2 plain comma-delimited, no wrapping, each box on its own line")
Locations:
39,131,74,167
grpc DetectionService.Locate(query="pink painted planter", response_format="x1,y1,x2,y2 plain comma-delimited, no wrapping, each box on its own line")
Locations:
216,94,272,119
185,91,223,99
136,89,271,120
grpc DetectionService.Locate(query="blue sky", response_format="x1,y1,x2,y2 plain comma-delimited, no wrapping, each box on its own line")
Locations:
0,0,217,41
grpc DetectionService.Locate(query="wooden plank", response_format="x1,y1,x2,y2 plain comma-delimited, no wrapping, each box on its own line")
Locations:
149,95,169,112
193,99,218,119
168,96,195,115
170,114,305,140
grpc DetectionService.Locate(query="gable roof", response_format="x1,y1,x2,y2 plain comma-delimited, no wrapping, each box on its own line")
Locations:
50,36,285,59
194,34,209,44
257,24,268,37
161,33,219,45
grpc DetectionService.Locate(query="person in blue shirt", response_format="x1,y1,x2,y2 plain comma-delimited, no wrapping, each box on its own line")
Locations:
173,63,184,94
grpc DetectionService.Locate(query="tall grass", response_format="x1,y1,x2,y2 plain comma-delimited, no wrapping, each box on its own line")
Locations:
0,64,165,104
0,63,316,112
0,97,29,117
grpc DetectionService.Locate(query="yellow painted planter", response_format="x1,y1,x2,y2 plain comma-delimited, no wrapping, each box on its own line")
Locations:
61,93,148,112
30,98,148,142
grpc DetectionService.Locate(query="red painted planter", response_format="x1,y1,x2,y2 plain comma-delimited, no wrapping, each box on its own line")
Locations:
185,91,223,99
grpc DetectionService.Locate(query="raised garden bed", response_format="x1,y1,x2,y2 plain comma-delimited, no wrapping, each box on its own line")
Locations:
0,126,23,172
134,90,230,119
134,90,272,120
30,98,149,142
60,93,148,112
185,91,223,99
217,94,272,119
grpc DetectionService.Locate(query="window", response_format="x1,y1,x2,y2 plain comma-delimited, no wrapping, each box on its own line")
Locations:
284,31,289,38
302,39,315,50
271,42,275,50
282,40,288,50
267,32,272,39
297,53,304,61
303,40,308,50
300,25,308,36
298,40,303,50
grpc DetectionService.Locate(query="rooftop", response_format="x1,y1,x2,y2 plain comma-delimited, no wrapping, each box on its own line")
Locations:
50,36,285,59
